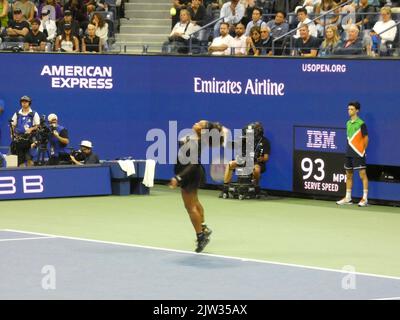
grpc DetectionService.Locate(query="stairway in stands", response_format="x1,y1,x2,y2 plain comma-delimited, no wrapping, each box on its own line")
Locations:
115,0,171,53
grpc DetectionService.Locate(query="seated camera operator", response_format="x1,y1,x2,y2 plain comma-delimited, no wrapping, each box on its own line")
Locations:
46,113,70,165
222,122,270,192
10,95,40,167
70,140,100,165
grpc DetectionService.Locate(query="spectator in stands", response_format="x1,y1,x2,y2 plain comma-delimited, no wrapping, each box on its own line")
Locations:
91,12,109,49
57,10,80,39
86,0,108,13
318,25,340,56
0,0,9,29
5,8,30,42
55,24,80,52
241,0,256,27
24,18,47,51
70,140,100,165
371,7,397,46
10,95,40,167
231,22,247,55
188,0,207,26
214,0,245,37
294,7,317,38
39,8,57,43
46,113,70,166
204,0,224,22
271,0,299,15
340,1,357,31
355,0,376,31
260,25,272,55
245,7,266,36
209,22,234,55
164,9,200,54
13,0,35,24
64,0,89,30
246,25,263,55
265,10,289,39
171,0,191,29
82,23,102,53
333,24,364,55
293,24,319,57
38,0,64,22
294,0,318,16
314,0,340,37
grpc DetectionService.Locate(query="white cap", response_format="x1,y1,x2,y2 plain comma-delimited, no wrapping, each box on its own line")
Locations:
48,113,58,121
80,140,93,148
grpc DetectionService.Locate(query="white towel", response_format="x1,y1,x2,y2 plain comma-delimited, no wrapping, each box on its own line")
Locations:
142,159,156,188
117,160,136,176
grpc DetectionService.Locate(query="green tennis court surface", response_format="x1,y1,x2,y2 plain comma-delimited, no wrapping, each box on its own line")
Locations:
1,185,400,298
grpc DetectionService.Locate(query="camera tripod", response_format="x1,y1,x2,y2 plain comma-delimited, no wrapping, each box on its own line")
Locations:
35,143,50,166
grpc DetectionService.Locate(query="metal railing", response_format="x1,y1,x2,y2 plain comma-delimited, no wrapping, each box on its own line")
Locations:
272,0,355,54
187,16,225,53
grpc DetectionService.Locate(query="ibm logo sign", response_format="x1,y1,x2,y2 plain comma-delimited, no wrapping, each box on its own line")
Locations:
306,130,337,150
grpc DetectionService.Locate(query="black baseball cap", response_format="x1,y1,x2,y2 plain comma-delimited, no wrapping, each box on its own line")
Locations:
64,10,72,16
14,8,22,14
64,23,72,30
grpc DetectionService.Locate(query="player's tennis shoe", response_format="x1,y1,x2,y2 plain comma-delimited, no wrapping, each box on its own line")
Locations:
195,234,210,253
358,198,368,207
336,198,353,205
202,225,212,237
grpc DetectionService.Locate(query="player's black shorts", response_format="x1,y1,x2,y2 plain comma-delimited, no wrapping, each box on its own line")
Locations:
344,156,366,170
255,162,266,173
174,164,205,192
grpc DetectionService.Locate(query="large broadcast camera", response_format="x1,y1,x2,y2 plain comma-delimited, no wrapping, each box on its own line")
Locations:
221,122,265,200
8,119,32,156
35,115,55,147
70,149,86,162
235,122,264,176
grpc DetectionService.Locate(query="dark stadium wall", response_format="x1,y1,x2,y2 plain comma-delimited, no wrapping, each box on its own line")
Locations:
0,53,399,201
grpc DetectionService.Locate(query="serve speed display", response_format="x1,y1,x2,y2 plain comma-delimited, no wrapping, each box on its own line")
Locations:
293,126,347,196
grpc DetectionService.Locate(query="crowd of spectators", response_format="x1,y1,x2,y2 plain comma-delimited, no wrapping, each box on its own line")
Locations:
0,0,398,56
169,0,400,57
0,0,121,52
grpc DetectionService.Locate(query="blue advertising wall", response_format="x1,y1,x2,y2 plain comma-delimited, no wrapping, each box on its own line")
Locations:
0,53,399,201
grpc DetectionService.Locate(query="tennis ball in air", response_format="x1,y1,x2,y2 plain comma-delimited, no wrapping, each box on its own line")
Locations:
170,7,177,16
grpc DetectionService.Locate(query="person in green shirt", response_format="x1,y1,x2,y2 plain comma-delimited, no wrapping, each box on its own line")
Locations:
337,101,369,207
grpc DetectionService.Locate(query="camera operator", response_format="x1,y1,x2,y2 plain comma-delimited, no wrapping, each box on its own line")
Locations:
10,95,40,167
46,113,70,165
70,140,100,165
222,122,270,191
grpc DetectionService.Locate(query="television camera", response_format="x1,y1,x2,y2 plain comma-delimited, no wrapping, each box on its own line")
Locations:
220,122,265,200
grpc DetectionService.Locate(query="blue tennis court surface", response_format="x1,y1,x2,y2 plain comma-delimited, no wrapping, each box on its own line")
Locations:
1,230,399,300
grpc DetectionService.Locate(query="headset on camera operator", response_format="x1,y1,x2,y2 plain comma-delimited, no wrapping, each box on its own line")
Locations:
43,113,70,165
222,122,271,189
10,95,40,167
70,140,100,165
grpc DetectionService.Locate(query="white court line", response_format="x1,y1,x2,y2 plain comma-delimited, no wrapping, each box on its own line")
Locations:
0,236,57,242
373,297,400,300
3,229,400,282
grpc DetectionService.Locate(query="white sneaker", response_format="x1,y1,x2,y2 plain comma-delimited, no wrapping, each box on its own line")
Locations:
358,198,368,207
336,198,353,205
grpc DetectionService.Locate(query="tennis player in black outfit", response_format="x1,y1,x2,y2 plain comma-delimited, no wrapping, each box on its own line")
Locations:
169,120,228,253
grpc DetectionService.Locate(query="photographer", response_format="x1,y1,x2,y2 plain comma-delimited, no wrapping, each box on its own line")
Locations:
70,140,100,165
222,122,270,191
46,113,70,165
10,95,40,167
